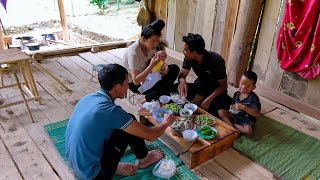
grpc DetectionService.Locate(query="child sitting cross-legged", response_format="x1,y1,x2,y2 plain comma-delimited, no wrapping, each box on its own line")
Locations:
218,71,262,137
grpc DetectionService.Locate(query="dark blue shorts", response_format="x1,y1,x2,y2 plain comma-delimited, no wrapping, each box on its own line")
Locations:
231,114,255,126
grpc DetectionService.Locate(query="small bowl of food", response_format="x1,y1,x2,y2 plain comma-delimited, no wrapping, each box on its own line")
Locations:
184,103,198,112
152,108,172,122
179,108,193,118
163,103,181,115
194,114,216,126
159,95,170,104
195,125,218,140
182,129,198,141
170,93,187,105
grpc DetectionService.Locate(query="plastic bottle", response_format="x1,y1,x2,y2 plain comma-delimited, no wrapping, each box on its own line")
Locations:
151,60,164,72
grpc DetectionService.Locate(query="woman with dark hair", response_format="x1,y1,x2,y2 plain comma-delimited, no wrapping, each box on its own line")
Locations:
122,19,179,103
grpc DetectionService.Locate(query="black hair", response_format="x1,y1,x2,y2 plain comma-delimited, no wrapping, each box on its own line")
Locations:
242,71,258,85
141,19,165,39
182,33,205,55
98,64,128,91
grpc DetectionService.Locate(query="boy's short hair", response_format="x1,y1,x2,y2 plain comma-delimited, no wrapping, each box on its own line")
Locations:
182,33,205,55
98,64,128,90
242,71,258,85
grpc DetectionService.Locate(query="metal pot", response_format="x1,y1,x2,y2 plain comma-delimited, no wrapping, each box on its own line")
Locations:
16,36,34,41
27,43,40,51
41,33,56,41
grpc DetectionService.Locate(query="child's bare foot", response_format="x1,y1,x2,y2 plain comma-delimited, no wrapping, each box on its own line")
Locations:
138,149,164,169
115,162,138,176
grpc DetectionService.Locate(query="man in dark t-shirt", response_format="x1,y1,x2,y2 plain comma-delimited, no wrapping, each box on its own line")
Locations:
177,33,232,117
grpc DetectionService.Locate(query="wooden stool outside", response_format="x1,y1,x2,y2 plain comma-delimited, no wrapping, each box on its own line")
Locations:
0,64,34,122
0,49,42,123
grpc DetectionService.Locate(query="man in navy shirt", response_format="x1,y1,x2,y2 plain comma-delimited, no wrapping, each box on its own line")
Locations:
177,33,232,117
65,64,175,179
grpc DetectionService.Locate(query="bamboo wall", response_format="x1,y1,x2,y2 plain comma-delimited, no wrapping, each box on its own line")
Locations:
156,0,320,119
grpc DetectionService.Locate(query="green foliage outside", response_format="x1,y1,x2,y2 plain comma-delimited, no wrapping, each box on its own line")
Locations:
88,0,135,14
89,0,108,14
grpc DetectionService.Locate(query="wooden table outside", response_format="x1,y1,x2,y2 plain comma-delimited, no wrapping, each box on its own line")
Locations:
140,107,237,169
0,49,41,122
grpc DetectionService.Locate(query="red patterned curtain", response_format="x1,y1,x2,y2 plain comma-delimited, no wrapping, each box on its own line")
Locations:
276,0,320,80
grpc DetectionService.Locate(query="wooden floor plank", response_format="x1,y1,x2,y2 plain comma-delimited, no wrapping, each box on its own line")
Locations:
223,149,277,179
194,160,239,180
43,57,94,95
68,55,94,75
265,109,320,140
78,52,109,65
105,48,127,60
214,149,272,180
1,72,74,179
0,138,23,180
2,129,59,179
32,69,78,113
0,97,59,180
96,51,123,64
55,56,100,91
37,57,93,112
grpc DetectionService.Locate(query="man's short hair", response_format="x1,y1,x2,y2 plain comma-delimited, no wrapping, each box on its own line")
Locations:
182,33,205,55
242,71,258,85
98,64,128,90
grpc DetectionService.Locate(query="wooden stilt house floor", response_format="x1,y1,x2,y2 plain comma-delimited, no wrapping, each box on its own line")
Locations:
0,48,319,180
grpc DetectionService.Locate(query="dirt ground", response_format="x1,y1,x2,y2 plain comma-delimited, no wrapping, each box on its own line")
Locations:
1,0,141,44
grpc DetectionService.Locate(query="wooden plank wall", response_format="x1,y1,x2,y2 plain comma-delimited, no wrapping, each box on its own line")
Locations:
250,0,320,119
154,0,168,44
165,0,238,56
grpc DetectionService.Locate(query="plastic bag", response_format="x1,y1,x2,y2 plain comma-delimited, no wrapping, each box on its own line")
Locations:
152,159,176,179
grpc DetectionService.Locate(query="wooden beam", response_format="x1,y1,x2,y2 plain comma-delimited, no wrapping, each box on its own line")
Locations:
154,0,167,43
0,27,5,50
255,85,320,120
220,0,239,62
263,2,285,90
226,0,264,86
26,40,133,57
210,0,228,54
193,0,216,50
174,0,197,52
252,0,282,84
165,0,176,48
57,0,69,42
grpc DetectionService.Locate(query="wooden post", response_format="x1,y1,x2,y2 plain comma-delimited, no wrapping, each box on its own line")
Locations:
154,0,168,44
57,0,69,42
0,27,5,50
226,0,264,87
